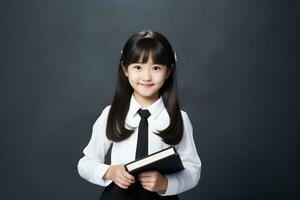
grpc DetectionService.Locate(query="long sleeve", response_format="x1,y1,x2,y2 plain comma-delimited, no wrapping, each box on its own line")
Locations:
158,111,201,196
77,105,113,186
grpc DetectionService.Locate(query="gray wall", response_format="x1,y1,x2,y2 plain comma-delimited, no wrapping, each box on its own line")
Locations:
0,0,299,199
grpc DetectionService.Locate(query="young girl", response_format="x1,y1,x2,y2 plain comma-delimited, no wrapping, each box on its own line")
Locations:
77,30,201,200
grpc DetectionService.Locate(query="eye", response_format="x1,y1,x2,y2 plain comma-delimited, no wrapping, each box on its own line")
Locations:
133,65,142,70
153,66,161,71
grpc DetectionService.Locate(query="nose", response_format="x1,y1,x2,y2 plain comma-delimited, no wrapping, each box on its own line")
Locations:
142,69,152,81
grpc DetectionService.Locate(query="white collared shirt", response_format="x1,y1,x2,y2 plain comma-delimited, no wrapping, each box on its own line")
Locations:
77,95,201,196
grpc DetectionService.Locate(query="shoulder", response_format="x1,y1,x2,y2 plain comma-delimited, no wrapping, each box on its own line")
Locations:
93,105,112,127
102,105,112,115
180,109,193,130
161,108,192,124
180,109,190,121
98,105,112,119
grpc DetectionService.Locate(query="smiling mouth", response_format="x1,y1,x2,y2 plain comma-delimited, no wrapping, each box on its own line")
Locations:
139,83,154,88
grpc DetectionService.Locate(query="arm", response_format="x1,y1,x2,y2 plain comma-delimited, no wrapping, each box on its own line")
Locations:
77,106,113,186
158,111,202,196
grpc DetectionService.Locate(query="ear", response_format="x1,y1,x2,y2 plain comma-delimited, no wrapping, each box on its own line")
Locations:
122,63,128,77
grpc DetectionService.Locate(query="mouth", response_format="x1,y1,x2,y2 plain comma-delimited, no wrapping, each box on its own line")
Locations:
139,83,154,88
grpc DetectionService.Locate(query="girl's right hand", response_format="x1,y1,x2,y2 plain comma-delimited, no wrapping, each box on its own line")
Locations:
106,164,135,189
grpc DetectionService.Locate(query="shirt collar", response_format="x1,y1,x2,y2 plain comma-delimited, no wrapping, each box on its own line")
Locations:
127,94,165,120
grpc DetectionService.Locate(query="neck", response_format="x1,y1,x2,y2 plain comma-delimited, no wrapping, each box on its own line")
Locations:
133,92,159,108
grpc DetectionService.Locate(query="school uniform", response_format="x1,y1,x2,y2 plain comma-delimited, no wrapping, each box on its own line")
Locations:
77,95,201,199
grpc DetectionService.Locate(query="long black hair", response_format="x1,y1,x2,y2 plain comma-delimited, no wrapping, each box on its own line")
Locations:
106,30,183,145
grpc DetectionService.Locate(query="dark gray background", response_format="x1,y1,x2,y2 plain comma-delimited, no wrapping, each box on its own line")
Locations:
0,0,299,199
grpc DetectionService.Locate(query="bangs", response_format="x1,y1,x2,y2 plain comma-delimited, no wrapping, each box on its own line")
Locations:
125,38,170,66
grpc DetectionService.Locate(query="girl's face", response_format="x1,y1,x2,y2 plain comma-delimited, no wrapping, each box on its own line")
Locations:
123,53,171,105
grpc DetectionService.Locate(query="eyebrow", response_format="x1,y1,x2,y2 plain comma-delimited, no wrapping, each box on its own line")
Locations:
131,63,165,66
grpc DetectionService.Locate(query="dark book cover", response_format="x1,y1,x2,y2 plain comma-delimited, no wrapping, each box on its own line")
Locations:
124,147,184,175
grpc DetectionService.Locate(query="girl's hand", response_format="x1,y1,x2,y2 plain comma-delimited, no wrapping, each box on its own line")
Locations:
104,164,135,189
138,170,168,192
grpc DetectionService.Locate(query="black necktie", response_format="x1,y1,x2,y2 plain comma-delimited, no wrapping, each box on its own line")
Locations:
135,108,151,160
131,108,153,197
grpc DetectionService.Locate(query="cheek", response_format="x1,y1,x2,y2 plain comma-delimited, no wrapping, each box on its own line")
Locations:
155,72,167,83
127,73,139,84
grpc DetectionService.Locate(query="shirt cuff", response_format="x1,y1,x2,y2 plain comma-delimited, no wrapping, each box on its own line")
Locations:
157,174,179,196
93,164,113,186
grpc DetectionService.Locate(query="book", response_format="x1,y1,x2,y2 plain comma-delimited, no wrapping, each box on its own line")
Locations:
124,146,184,175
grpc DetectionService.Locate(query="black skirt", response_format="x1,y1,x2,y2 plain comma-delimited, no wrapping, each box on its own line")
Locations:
99,181,180,200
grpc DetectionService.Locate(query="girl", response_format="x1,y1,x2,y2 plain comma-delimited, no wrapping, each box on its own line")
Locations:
77,30,201,200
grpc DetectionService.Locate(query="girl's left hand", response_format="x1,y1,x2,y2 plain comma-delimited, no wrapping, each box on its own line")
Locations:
138,171,168,192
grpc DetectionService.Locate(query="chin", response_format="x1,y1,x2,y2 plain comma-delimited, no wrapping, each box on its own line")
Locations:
140,93,156,98
136,91,158,98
